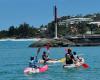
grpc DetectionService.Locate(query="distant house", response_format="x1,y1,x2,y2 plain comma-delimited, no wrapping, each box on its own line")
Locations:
40,27,47,31
59,18,93,26
89,21,100,27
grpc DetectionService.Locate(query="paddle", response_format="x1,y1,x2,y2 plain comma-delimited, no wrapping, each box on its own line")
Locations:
45,42,51,56
75,56,89,69
73,57,89,69
82,63,89,68
45,43,50,50
35,47,41,63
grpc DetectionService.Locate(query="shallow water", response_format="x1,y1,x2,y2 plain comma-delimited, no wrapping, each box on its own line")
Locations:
0,41,100,80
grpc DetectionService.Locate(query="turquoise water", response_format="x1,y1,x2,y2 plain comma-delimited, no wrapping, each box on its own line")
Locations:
0,41,100,80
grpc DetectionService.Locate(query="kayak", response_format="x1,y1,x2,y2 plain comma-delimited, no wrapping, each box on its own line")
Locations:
38,59,61,64
63,58,85,68
24,65,48,74
38,57,66,64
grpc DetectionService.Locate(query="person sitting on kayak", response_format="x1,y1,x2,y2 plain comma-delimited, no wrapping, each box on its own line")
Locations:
65,48,74,65
72,51,85,67
73,52,79,61
42,51,50,63
29,56,38,68
73,51,82,62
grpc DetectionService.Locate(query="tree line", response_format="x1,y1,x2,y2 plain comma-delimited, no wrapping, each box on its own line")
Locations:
0,13,100,39
0,23,39,38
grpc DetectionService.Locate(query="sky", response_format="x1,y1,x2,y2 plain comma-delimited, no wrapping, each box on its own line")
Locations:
0,0,100,30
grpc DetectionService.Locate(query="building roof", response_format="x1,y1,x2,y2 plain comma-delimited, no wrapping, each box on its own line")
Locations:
89,21,100,26
59,18,93,25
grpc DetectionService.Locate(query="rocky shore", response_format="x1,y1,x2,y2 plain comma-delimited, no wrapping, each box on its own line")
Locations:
29,37,100,47
29,38,75,47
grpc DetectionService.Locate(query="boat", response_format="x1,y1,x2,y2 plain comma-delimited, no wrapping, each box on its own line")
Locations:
38,57,66,64
63,57,85,68
38,59,63,64
24,65,48,74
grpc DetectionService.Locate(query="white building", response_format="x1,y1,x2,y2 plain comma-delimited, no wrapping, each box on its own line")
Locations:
89,21,100,27
59,18,93,26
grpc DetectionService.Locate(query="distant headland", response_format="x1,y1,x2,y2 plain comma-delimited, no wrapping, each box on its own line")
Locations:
0,11,100,47
29,34,100,47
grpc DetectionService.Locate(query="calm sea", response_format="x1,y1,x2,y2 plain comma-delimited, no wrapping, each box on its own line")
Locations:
0,41,100,80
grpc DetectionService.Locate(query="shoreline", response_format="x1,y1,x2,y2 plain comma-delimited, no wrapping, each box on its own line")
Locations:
0,38,100,47
29,38,100,47
0,38,41,41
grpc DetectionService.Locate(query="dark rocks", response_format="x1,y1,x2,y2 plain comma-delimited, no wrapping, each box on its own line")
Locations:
29,37,100,47
29,38,75,47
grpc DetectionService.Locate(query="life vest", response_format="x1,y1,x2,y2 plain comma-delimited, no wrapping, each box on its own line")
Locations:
65,54,71,61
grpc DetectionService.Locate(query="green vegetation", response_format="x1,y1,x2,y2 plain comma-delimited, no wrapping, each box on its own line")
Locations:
0,23,39,38
0,13,100,39
46,13,100,38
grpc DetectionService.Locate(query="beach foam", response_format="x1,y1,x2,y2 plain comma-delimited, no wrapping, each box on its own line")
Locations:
0,38,41,41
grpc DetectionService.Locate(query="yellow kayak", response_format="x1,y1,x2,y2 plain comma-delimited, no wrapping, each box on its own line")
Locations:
38,58,65,64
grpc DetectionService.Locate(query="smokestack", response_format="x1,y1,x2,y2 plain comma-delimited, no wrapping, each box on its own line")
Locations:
54,5,57,23
54,5,58,39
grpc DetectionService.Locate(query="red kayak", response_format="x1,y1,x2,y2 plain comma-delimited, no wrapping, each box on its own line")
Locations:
24,65,48,74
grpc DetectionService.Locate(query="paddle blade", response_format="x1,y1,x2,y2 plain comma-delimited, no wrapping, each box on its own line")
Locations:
45,42,51,50
37,47,41,54
82,63,89,68
59,58,66,63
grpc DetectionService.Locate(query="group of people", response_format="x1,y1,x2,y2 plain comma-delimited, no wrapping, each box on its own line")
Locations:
29,48,82,68
65,48,82,66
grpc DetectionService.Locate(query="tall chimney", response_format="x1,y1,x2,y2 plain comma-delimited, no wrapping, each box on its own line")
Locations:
54,5,58,39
